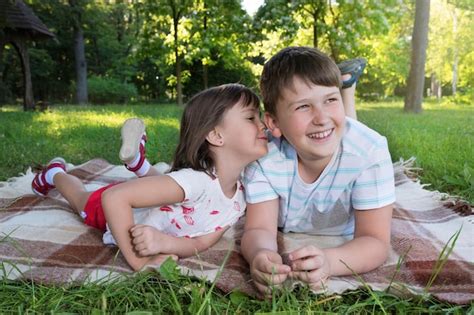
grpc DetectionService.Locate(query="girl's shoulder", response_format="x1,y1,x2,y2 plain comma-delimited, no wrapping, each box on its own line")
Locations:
167,168,214,184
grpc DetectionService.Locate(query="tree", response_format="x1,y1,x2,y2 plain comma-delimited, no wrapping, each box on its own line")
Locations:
68,0,88,104
187,0,254,90
138,0,193,106
404,0,430,113
426,0,473,98
253,0,398,62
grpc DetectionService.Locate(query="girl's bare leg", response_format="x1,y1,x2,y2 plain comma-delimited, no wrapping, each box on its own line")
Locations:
53,173,92,215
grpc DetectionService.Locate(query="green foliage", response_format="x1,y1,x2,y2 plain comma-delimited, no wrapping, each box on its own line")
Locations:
86,76,138,104
427,0,474,94
2,0,473,105
0,82,13,104
159,257,181,282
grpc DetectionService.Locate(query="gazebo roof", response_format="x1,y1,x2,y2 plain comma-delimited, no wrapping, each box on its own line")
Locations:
0,0,54,40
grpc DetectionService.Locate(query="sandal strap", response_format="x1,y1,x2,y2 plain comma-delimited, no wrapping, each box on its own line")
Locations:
339,58,367,89
125,143,146,172
31,160,66,196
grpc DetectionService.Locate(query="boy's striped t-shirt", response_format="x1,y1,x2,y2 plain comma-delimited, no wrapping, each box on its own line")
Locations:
243,117,396,236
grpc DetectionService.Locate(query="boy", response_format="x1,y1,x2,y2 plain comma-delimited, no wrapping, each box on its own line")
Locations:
241,47,395,295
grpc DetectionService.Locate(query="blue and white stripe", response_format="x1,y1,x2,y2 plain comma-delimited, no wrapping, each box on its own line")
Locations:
243,117,396,236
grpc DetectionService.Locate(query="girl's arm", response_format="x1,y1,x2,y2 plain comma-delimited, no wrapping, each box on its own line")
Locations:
289,204,393,286
101,175,185,271
241,199,291,295
130,225,226,258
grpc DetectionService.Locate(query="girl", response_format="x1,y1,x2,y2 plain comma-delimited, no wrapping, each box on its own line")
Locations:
31,84,268,271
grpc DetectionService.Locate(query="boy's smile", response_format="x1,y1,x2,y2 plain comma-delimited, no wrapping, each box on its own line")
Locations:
265,76,346,182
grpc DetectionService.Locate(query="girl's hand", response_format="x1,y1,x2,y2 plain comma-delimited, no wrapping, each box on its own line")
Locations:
130,224,166,256
288,245,331,290
142,254,179,270
250,249,291,296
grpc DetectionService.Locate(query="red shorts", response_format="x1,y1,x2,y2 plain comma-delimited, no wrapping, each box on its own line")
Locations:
83,183,121,231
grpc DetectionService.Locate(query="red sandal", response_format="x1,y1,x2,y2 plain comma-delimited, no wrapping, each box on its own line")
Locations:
119,118,147,170
31,157,66,196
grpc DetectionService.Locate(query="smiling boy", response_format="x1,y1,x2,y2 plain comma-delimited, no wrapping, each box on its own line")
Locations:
241,47,395,295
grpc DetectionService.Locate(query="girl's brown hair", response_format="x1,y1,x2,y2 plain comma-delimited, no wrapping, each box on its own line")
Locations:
170,83,260,175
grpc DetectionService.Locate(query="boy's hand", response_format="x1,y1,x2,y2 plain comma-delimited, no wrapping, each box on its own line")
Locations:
130,224,166,256
250,249,291,295
288,245,331,290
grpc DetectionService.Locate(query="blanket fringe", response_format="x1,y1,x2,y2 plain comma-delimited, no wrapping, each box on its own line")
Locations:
395,157,473,216
0,168,36,199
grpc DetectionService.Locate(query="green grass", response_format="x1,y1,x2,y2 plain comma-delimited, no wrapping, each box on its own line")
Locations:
357,99,473,202
0,262,470,313
0,101,473,313
1,100,472,202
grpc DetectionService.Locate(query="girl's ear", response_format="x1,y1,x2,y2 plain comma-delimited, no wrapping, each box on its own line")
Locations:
264,112,282,138
206,128,224,146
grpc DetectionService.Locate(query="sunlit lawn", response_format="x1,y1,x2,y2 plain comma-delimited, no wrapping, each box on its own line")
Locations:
0,100,472,312
1,99,472,202
357,99,473,202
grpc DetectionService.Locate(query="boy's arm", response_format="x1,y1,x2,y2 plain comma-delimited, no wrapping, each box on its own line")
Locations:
130,225,226,258
241,199,291,294
101,175,185,271
289,204,393,286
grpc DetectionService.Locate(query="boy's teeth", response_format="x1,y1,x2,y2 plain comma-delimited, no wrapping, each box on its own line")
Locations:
309,129,332,139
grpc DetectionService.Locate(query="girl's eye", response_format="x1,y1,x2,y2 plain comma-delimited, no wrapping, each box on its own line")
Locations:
327,98,338,103
247,116,255,121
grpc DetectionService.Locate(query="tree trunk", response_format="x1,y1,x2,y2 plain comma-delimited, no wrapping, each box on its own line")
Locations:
69,0,88,104
313,11,318,48
202,6,208,90
430,73,441,99
404,0,430,113
73,25,88,104
451,9,458,96
170,1,183,106
0,39,4,86
12,39,35,111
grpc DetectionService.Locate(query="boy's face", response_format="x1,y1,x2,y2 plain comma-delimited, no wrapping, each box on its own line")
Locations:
265,76,345,166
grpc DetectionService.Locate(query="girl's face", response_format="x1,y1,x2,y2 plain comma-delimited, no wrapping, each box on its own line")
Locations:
216,102,268,164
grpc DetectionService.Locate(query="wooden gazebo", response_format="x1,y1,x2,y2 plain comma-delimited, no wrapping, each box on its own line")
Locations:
0,0,54,110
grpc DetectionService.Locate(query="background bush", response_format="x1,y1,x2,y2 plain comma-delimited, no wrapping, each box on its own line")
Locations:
87,76,138,104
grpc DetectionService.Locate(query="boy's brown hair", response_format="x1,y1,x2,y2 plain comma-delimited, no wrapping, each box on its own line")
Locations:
260,46,341,115
171,83,260,175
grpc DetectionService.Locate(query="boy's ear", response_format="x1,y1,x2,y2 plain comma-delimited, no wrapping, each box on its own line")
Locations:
264,112,282,138
206,128,224,146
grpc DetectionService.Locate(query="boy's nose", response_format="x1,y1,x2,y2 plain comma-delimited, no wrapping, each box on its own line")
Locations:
311,106,327,124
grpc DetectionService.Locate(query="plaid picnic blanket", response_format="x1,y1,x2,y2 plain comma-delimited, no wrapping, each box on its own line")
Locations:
0,159,472,304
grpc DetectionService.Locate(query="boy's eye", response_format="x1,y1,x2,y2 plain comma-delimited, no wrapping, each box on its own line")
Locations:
296,104,309,110
326,98,338,103
247,116,255,121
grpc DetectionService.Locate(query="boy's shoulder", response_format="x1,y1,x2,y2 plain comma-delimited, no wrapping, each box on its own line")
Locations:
342,117,388,158
244,134,295,178
260,134,295,164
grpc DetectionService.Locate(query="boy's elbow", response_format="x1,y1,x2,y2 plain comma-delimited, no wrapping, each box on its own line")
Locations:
376,238,391,264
